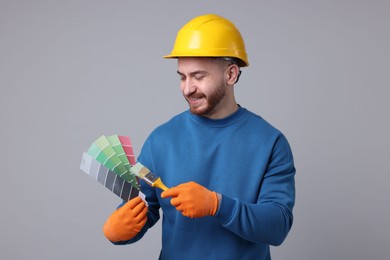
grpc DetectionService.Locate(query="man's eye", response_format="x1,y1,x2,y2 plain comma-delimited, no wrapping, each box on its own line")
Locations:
194,74,205,80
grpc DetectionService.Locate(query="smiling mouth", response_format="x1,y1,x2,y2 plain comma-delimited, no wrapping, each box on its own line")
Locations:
187,95,204,105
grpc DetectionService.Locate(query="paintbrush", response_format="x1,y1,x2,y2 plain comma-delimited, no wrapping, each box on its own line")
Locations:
130,162,169,191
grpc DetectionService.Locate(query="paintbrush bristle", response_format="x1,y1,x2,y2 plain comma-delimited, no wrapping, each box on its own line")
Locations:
130,162,159,186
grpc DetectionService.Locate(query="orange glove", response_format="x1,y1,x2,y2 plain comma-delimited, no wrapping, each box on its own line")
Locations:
102,196,147,242
161,181,218,218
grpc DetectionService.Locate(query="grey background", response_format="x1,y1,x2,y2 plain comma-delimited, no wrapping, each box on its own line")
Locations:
1,0,389,259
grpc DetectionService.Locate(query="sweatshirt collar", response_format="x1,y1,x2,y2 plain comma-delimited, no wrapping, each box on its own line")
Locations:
187,105,246,127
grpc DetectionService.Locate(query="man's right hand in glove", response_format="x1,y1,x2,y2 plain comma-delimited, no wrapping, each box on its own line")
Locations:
103,196,147,242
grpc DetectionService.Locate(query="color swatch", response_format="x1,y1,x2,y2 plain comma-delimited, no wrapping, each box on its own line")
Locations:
86,135,139,190
80,135,140,200
80,152,138,201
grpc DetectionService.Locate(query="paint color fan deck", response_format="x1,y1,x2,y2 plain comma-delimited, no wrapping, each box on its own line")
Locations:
80,135,140,201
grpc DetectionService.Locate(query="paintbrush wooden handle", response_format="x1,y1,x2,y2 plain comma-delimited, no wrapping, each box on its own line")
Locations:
152,177,169,191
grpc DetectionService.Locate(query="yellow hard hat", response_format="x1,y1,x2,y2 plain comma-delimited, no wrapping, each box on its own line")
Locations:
164,14,249,67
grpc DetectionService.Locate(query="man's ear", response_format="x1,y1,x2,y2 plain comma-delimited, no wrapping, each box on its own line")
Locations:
226,64,240,85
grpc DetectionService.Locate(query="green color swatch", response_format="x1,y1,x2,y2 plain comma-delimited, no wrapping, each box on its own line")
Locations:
87,135,139,190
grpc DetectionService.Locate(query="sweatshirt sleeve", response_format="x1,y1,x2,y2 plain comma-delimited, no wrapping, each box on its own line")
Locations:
214,134,296,246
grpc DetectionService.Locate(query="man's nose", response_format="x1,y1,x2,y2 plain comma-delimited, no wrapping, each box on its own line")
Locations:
182,79,196,96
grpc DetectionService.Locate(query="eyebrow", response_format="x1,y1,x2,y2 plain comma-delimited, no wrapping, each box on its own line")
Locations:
176,70,208,77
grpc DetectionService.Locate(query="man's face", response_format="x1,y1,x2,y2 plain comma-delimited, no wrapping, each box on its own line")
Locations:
177,57,229,118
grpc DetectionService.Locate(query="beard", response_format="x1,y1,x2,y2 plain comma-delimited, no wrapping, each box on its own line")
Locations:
185,83,226,117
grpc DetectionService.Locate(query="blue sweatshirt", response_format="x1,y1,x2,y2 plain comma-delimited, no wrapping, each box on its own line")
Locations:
123,107,295,260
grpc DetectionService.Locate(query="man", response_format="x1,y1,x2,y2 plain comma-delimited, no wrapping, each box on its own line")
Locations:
102,14,295,260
